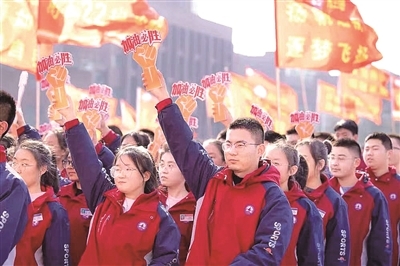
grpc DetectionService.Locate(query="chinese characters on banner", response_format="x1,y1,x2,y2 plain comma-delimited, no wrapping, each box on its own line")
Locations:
290,110,320,139
37,52,74,121
171,81,206,129
275,0,382,72
78,84,113,131
250,104,273,130
122,30,163,91
202,72,231,123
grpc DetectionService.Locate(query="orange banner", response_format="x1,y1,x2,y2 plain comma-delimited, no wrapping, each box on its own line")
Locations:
275,0,382,72
340,65,390,99
392,78,400,121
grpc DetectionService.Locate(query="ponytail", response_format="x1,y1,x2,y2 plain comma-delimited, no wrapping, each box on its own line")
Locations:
40,153,59,194
293,155,308,189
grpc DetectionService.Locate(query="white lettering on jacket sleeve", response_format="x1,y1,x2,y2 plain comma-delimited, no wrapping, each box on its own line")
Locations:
64,244,70,266
0,210,10,232
339,229,347,256
268,222,282,249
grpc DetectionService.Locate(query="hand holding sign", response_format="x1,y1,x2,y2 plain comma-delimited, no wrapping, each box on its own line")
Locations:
82,110,102,131
47,104,64,124
295,121,315,139
209,83,227,122
46,66,69,110
175,95,197,122
133,44,162,91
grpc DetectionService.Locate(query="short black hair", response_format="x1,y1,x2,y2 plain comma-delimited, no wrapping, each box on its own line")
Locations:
264,130,285,143
333,138,362,158
286,126,297,135
0,90,16,139
139,128,155,142
365,132,393,150
312,132,336,142
229,118,264,144
216,128,227,141
334,119,358,135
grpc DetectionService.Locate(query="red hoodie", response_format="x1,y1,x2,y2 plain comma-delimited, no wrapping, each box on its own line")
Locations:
13,186,70,266
158,188,196,266
58,182,91,266
367,167,400,266
282,180,324,266
186,161,293,266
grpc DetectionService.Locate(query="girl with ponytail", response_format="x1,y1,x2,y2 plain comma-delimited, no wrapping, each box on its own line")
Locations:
7,140,70,265
265,141,324,265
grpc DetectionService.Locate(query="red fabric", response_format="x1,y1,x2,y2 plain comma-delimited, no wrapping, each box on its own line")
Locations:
304,174,334,235
356,157,367,172
329,174,376,266
79,190,161,266
186,162,280,266
58,182,91,266
15,186,57,265
64,119,79,131
101,130,118,145
155,98,173,113
16,125,27,137
281,180,308,266
0,145,6,163
94,142,103,155
367,167,400,266
158,188,196,266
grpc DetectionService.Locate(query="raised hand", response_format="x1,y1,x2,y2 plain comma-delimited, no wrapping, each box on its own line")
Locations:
82,110,101,132
47,104,64,123
209,83,227,103
134,44,162,91
46,66,69,110
175,95,197,122
295,121,315,140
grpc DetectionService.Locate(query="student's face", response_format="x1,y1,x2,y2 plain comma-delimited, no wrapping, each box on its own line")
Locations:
43,132,66,162
204,143,225,167
12,149,45,189
159,152,185,188
265,147,291,185
389,138,400,167
329,146,359,179
286,134,299,146
363,139,390,170
64,155,78,182
121,135,138,148
335,128,357,140
224,129,265,176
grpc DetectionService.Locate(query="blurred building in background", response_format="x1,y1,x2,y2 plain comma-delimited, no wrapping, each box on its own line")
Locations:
0,0,397,141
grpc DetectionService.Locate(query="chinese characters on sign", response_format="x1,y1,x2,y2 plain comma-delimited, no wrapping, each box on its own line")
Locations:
188,117,199,129
171,81,206,101
122,30,162,54
290,111,320,124
250,104,273,130
37,52,74,76
78,97,109,115
88,83,113,98
201,72,231,89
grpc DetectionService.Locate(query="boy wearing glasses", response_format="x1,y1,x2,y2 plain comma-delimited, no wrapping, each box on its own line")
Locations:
0,91,31,265
149,72,293,265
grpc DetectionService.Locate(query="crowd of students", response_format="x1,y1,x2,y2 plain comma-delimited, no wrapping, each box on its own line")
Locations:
0,69,399,266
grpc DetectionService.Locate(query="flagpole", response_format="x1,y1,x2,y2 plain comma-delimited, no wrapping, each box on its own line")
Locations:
36,44,41,129
300,70,309,110
389,75,396,133
276,68,281,122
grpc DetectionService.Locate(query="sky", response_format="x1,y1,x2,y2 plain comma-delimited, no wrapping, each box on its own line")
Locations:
193,0,400,75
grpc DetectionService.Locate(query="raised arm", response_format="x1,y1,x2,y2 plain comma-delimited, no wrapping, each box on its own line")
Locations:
230,182,293,265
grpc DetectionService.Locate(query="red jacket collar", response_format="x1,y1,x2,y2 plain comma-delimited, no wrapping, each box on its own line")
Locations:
32,186,58,209
366,167,397,183
157,186,196,206
285,179,306,203
104,189,159,214
330,172,372,195
304,174,330,201
0,145,6,163
213,160,280,187
58,182,79,198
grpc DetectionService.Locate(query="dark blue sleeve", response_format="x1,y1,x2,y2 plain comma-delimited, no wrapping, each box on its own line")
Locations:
101,130,121,155
0,166,30,265
97,144,115,178
325,188,351,266
149,204,180,266
65,122,115,213
17,124,41,141
297,198,325,266
158,103,220,200
43,202,70,266
230,182,293,265
366,187,392,266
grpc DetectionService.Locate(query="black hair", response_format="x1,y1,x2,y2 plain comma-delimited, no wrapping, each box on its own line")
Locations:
229,118,264,144
334,119,358,135
0,134,16,149
332,138,362,158
286,127,298,136
0,90,16,139
296,139,332,172
121,131,151,149
312,131,336,142
108,125,123,137
139,128,155,142
114,145,159,193
265,130,285,143
365,132,393,150
18,140,59,193
216,128,227,141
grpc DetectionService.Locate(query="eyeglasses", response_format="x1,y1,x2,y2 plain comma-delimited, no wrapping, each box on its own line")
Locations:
10,161,35,171
62,159,74,167
110,166,138,178
157,163,175,172
393,147,400,151
221,141,261,152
